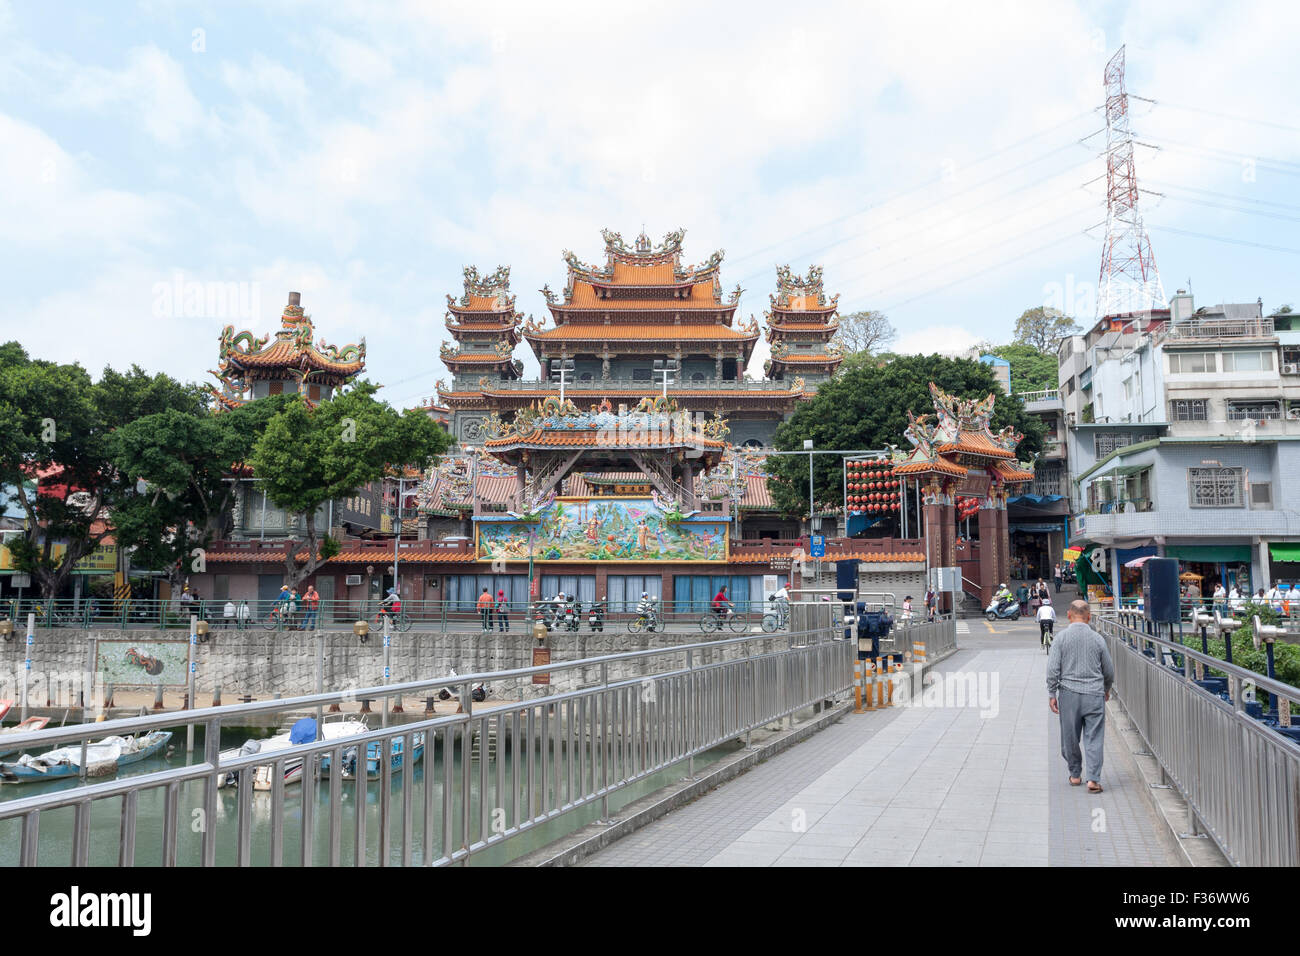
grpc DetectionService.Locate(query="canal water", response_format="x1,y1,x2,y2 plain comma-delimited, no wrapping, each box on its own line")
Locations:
0,723,731,866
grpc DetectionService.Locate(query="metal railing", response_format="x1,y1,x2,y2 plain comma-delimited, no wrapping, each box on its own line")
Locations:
1017,389,1061,404
0,622,851,867
1095,612,1300,866
0,596,869,632
1159,317,1275,342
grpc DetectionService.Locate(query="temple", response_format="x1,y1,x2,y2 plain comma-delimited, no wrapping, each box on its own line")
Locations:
189,235,1030,619
439,230,809,448
211,291,366,408
764,264,844,386
894,383,1035,608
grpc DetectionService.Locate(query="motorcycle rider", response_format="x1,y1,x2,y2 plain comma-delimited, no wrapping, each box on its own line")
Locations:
994,583,1013,613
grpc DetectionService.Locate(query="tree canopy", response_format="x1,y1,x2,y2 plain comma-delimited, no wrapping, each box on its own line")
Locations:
0,345,202,597
1012,306,1081,353
836,310,896,355
250,381,452,587
766,353,1044,517
985,343,1059,394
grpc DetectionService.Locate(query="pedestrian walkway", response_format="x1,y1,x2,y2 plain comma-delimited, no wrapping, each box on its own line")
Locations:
582,621,1181,867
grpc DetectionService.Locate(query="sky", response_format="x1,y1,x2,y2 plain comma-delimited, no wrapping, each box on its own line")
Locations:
2,0,1299,411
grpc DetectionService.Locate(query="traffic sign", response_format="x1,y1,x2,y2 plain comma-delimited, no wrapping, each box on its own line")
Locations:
810,535,826,558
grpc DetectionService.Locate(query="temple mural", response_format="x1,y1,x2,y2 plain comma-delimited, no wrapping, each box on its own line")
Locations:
476,497,728,563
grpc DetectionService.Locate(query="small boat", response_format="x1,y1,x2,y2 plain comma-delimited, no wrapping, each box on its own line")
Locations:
0,717,52,759
0,700,11,721
0,731,172,784
216,717,368,790
319,731,425,782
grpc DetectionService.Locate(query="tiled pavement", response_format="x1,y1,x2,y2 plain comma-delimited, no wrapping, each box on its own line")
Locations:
583,614,1181,867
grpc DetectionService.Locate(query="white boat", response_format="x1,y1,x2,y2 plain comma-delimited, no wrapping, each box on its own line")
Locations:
216,717,367,790
0,731,172,784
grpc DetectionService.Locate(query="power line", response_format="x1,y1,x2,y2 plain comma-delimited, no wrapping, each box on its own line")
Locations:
1147,224,1300,257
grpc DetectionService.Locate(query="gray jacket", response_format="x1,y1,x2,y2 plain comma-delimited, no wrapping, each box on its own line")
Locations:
1046,621,1115,697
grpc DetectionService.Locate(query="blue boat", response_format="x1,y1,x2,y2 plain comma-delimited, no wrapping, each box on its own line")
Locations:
0,731,173,784
319,732,424,781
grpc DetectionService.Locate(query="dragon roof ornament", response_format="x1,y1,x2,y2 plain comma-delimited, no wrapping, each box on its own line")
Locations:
457,265,515,309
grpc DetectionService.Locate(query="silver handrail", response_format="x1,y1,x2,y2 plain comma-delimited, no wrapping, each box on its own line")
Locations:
1095,612,1300,866
0,622,852,867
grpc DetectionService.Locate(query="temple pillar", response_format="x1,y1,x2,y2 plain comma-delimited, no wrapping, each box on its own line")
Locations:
922,478,956,614
601,351,611,381
515,465,526,511
715,351,723,382
978,496,1010,607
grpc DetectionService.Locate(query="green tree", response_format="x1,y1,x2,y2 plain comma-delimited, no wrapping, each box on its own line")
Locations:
1012,306,1081,353
766,354,1043,516
987,343,1059,394
250,382,452,588
0,347,199,598
110,395,292,587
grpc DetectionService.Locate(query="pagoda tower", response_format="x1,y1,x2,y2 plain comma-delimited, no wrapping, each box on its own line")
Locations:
763,264,843,388
212,291,365,408
436,266,525,443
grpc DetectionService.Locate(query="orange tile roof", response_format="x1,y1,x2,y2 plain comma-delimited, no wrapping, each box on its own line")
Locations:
564,279,724,309
991,461,1035,482
527,323,757,340
229,338,364,375
730,550,925,565
936,430,1016,459
770,353,841,363
461,294,511,310
894,459,969,477
768,322,836,331
442,352,515,363
609,261,676,284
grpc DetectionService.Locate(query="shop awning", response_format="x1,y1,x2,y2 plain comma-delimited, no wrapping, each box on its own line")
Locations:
1164,545,1252,564
1269,543,1300,562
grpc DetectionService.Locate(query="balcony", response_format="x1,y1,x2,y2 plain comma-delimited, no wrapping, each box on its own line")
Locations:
1073,507,1300,545
477,378,797,392
1018,389,1063,414
1160,317,1276,343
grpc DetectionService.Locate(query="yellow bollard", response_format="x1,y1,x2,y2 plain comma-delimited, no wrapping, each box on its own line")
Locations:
913,641,926,663
854,662,864,714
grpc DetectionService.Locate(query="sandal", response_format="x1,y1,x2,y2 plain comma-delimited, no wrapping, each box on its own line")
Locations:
1087,781,1103,793
1068,776,1082,786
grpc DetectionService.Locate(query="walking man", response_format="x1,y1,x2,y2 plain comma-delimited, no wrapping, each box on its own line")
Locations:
1047,600,1115,792
476,587,493,632
1053,563,1063,594
301,584,320,631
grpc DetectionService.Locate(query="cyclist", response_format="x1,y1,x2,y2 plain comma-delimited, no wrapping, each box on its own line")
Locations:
379,587,402,628
711,585,733,626
769,585,790,628
1036,599,1057,648
272,585,293,627
635,592,659,632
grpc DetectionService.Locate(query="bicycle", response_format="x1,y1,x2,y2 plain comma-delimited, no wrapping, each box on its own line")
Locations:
701,607,748,634
627,610,660,634
761,602,789,633
375,606,412,633
262,605,296,630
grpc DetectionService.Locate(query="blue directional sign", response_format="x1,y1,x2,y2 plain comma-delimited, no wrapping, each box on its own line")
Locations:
810,535,826,558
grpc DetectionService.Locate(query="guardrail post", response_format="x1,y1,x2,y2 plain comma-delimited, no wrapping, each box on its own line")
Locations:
21,612,34,721
186,614,198,754
382,615,392,728
686,649,695,779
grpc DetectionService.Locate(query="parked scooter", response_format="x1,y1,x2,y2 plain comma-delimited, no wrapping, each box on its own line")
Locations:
563,600,581,632
588,600,605,632
984,597,1021,621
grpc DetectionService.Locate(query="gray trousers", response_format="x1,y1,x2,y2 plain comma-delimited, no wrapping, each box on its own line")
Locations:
1057,688,1106,781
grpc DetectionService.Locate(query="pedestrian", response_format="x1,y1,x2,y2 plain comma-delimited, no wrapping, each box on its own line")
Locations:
495,588,510,632
237,599,251,629
1016,582,1030,616
1212,582,1227,615
288,588,301,629
1229,584,1243,612
179,586,194,614
1185,579,1201,610
223,599,236,629
924,587,936,622
1054,563,1063,594
1036,599,1056,647
302,584,320,631
476,587,493,632
1047,600,1115,792
901,595,914,625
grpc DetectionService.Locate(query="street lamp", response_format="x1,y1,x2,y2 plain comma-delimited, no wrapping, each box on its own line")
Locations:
803,439,817,533
551,358,575,403
653,359,678,400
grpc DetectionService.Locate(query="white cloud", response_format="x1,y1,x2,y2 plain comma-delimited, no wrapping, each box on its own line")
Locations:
893,324,985,358
51,46,205,147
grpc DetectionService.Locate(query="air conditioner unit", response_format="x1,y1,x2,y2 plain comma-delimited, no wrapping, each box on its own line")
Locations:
345,574,362,586
1288,406,1300,421
1283,363,1299,375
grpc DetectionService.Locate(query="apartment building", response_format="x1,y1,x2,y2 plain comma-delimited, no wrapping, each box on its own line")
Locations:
1064,291,1300,598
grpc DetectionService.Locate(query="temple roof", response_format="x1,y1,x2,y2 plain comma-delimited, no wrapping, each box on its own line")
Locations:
893,383,1033,486
212,292,365,404
768,264,840,314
